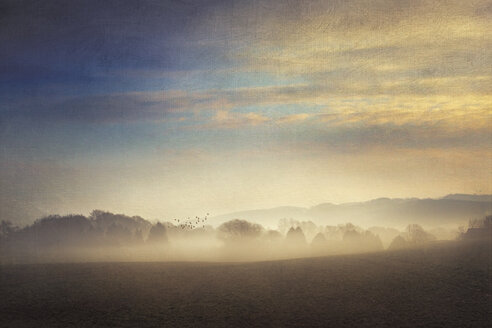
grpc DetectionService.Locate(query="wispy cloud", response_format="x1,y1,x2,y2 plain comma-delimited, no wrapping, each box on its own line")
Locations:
207,110,270,129
277,113,312,124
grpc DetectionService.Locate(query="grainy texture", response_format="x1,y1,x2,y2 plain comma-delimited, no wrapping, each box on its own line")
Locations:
0,241,490,328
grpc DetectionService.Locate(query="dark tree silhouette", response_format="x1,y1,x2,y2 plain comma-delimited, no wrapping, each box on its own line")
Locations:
286,227,307,245
0,220,17,238
311,232,327,247
404,224,435,245
106,223,133,246
388,235,408,250
462,215,492,240
217,219,264,243
264,229,283,243
147,222,168,244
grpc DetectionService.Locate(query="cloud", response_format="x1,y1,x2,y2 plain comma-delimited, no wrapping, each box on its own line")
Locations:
277,113,312,124
1,0,490,154
3,0,490,127
306,123,491,152
0,84,316,123
3,86,490,153
219,0,491,99
207,110,270,129
1,90,232,123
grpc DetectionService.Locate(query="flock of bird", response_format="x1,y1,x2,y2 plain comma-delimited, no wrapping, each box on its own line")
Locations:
173,213,210,230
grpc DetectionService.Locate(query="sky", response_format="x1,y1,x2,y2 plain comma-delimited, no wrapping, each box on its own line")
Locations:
1,0,491,223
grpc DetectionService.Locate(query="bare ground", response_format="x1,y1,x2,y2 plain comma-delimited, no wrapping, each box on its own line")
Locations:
0,240,490,327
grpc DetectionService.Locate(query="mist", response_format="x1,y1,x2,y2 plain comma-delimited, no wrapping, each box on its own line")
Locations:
2,208,488,265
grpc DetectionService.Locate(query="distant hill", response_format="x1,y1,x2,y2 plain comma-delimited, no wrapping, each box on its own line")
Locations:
441,194,492,202
212,206,309,228
210,194,492,229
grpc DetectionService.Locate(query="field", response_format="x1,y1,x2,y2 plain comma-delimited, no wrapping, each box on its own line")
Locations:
0,241,490,327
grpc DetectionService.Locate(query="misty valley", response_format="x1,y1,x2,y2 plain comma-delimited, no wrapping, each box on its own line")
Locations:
1,196,491,327
1,194,491,264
